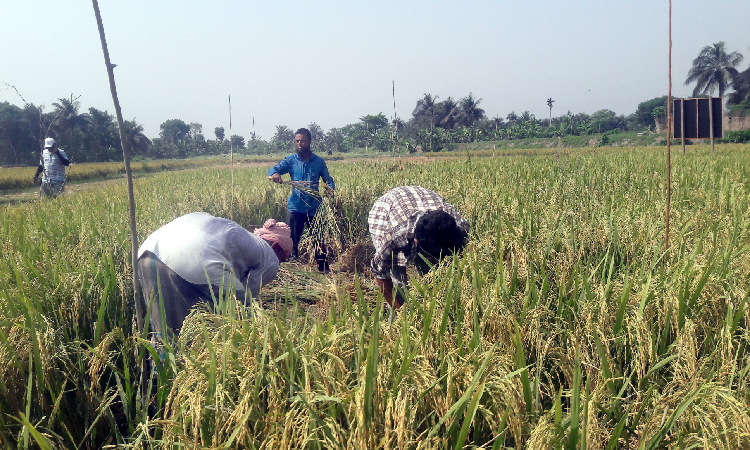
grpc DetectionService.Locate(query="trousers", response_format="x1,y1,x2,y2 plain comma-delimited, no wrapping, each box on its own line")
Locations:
286,210,328,270
138,251,239,336
40,181,65,198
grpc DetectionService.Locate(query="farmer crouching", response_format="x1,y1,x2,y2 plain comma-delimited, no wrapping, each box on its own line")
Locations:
368,186,469,309
137,213,292,337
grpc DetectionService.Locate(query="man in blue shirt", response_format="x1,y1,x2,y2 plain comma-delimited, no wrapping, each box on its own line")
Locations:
268,128,335,271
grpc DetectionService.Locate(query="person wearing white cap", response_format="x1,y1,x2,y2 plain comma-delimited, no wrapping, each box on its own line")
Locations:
33,138,70,198
137,212,293,336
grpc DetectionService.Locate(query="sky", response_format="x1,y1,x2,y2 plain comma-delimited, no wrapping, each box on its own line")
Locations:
2,0,749,141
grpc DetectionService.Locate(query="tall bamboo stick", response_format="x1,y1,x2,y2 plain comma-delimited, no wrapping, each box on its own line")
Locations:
665,0,672,251
91,0,144,335
229,94,234,220
392,80,403,179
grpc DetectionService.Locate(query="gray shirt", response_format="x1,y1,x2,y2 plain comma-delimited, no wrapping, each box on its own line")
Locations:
138,212,279,298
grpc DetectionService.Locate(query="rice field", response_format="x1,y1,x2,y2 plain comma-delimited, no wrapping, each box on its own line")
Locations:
1,144,749,449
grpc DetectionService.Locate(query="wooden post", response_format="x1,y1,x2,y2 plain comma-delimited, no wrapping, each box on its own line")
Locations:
708,97,715,153
665,0,672,251
494,116,497,156
680,99,685,155
92,0,144,337
229,94,234,220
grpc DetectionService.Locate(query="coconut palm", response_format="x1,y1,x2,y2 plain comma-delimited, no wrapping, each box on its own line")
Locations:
273,125,295,151
684,42,743,98
727,67,750,106
123,120,151,157
436,97,459,129
456,93,486,127
727,48,750,108
411,93,439,120
51,94,88,151
307,122,325,141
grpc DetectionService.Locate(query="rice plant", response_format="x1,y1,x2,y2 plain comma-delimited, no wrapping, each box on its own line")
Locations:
0,144,749,448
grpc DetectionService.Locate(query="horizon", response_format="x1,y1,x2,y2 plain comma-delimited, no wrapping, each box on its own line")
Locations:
2,1,748,140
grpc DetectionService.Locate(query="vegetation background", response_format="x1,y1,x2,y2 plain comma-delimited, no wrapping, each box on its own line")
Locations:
2,40,750,168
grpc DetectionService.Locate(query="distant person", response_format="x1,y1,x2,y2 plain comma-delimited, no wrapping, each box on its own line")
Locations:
369,186,469,308
137,213,292,335
33,138,70,198
267,127,335,272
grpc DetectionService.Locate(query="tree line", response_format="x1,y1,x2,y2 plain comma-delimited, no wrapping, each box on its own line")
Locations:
0,92,673,166
2,41,748,166
0,94,150,166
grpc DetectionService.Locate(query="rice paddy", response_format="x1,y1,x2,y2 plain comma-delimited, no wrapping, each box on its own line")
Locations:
1,144,749,449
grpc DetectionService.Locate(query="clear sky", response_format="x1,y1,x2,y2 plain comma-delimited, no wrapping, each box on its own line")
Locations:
2,1,748,140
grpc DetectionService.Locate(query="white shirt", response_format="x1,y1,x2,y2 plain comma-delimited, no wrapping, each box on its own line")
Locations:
138,212,279,298
40,148,69,182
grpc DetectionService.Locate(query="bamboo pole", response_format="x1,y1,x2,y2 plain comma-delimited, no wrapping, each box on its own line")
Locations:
91,0,144,335
392,80,403,180
392,81,397,158
229,94,234,220
665,0,672,251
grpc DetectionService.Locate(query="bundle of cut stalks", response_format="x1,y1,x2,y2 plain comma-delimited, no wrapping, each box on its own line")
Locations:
257,262,326,305
298,195,343,266
281,180,322,199
337,239,376,274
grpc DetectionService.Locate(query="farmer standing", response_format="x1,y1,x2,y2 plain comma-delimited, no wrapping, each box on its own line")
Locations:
267,127,335,272
369,186,469,308
33,138,70,198
137,213,292,335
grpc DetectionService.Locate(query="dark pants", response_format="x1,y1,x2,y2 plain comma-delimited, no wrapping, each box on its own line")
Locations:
39,181,65,198
390,254,433,305
287,210,328,270
138,251,228,337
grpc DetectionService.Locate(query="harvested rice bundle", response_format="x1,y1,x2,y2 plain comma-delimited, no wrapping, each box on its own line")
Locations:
298,196,343,266
337,239,376,274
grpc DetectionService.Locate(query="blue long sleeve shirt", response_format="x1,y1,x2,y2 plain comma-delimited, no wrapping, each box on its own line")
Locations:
267,153,335,214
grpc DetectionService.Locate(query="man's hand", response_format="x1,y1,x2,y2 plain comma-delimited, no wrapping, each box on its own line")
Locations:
268,173,282,184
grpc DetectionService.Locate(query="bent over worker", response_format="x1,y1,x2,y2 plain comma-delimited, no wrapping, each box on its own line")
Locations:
368,186,469,308
137,213,292,335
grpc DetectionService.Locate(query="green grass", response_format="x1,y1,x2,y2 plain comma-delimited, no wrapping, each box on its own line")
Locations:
0,144,749,448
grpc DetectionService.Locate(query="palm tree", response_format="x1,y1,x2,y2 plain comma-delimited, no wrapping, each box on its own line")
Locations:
273,125,294,151
307,122,325,141
684,42,743,98
51,94,88,151
412,93,439,118
436,97,459,129
123,120,151,157
727,67,750,106
456,93,485,127
546,98,554,128
727,48,750,108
